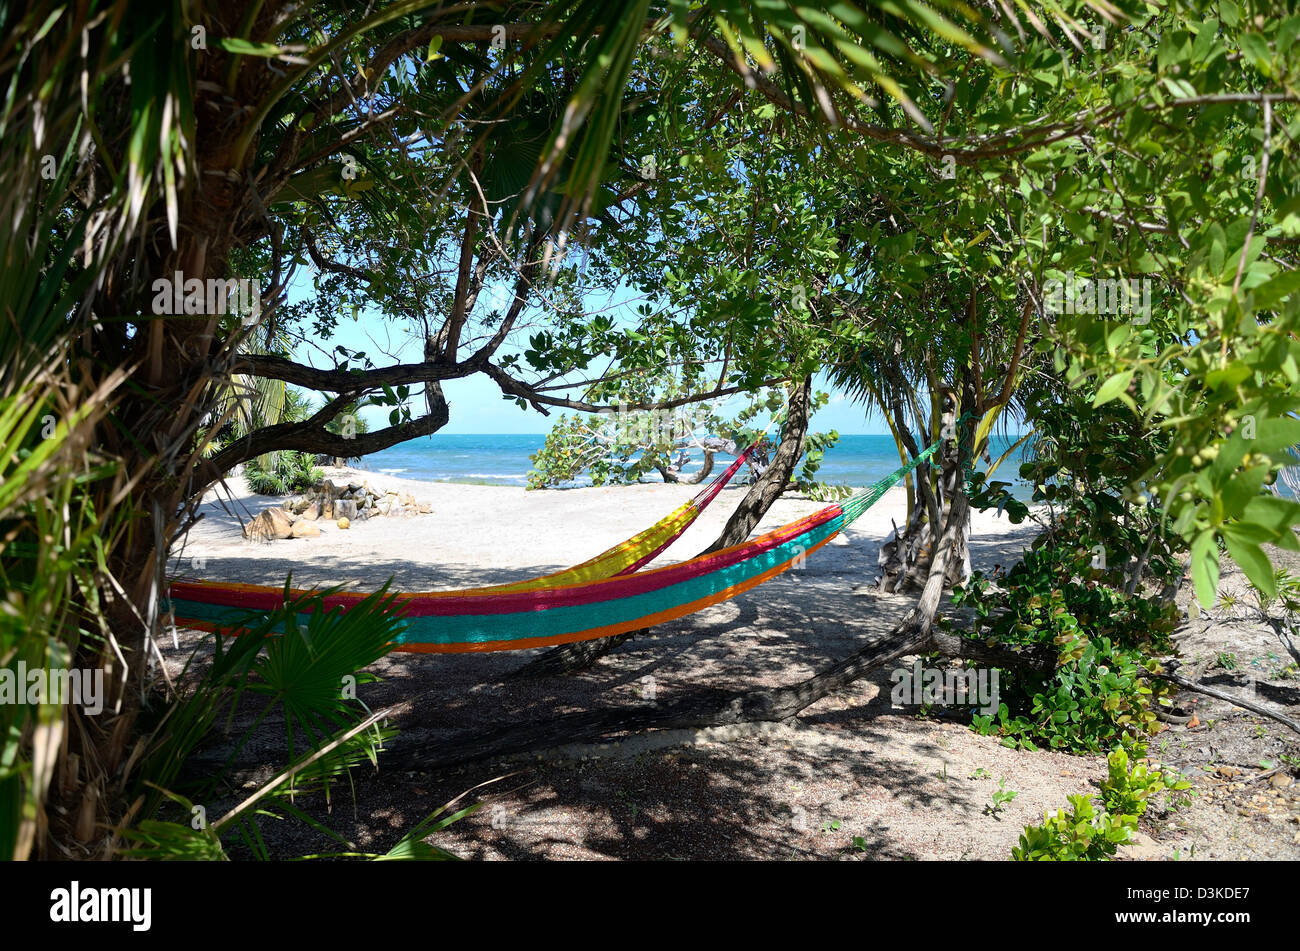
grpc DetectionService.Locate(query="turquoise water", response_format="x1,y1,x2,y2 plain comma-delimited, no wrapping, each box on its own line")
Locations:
359,433,1035,499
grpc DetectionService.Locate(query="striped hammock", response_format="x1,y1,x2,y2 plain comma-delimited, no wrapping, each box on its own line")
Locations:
167,440,940,654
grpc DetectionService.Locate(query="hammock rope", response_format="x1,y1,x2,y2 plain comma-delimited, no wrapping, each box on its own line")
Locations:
167,431,945,654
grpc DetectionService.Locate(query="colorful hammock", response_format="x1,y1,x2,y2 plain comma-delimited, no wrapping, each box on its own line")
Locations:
167,438,941,653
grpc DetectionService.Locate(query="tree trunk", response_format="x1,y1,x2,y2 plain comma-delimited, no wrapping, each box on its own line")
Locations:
655,450,715,484
877,386,971,592
511,377,814,679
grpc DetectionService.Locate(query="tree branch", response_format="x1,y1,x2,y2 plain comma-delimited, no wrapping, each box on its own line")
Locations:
482,361,787,415
233,353,474,392
202,396,451,483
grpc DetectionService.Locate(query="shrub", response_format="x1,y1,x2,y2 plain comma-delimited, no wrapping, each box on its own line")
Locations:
124,582,477,859
948,544,1178,753
244,451,322,496
1012,748,1189,860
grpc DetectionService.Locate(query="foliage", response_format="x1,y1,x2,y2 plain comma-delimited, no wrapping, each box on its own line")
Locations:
526,383,845,496
321,398,371,465
126,582,472,859
243,451,323,496
953,373,1188,753
1020,5,1300,608
1012,747,1190,860
0,0,141,859
0,362,123,860
952,542,1178,753
987,778,1019,816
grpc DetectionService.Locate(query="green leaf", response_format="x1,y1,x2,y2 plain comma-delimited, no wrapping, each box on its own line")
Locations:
1253,417,1300,455
1204,361,1251,391
1252,270,1300,310
1093,370,1133,406
217,37,284,57
1190,531,1221,608
1241,495,1300,536
1223,534,1275,598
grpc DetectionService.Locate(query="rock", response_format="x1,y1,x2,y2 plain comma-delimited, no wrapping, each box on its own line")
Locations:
417,502,432,514
288,496,311,514
1270,773,1294,788
336,517,350,530
301,501,321,521
334,499,357,520
290,520,321,538
1118,831,1164,861
245,507,293,541
389,503,406,518
320,499,334,520
347,482,363,493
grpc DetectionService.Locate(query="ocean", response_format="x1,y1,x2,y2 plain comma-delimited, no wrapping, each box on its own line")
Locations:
359,433,1036,499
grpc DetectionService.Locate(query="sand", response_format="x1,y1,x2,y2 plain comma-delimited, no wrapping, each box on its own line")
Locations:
164,467,1298,860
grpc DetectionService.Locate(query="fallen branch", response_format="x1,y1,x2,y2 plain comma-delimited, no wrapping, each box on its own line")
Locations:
1152,669,1300,736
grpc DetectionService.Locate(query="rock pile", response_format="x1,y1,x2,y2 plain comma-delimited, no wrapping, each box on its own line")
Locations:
243,479,432,541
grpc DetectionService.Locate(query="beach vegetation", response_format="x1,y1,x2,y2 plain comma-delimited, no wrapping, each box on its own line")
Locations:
243,450,324,496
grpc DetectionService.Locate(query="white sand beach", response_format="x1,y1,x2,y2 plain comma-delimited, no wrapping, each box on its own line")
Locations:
173,464,1040,592
164,467,1111,861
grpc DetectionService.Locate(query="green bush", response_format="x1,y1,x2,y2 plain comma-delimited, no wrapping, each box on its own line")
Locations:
948,544,1178,753
243,451,322,496
1012,748,1189,861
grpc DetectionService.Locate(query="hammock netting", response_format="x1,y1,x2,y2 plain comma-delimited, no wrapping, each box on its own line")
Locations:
166,438,940,653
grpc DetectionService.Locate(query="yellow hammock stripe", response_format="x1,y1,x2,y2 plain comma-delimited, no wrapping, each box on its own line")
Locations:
474,498,701,594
